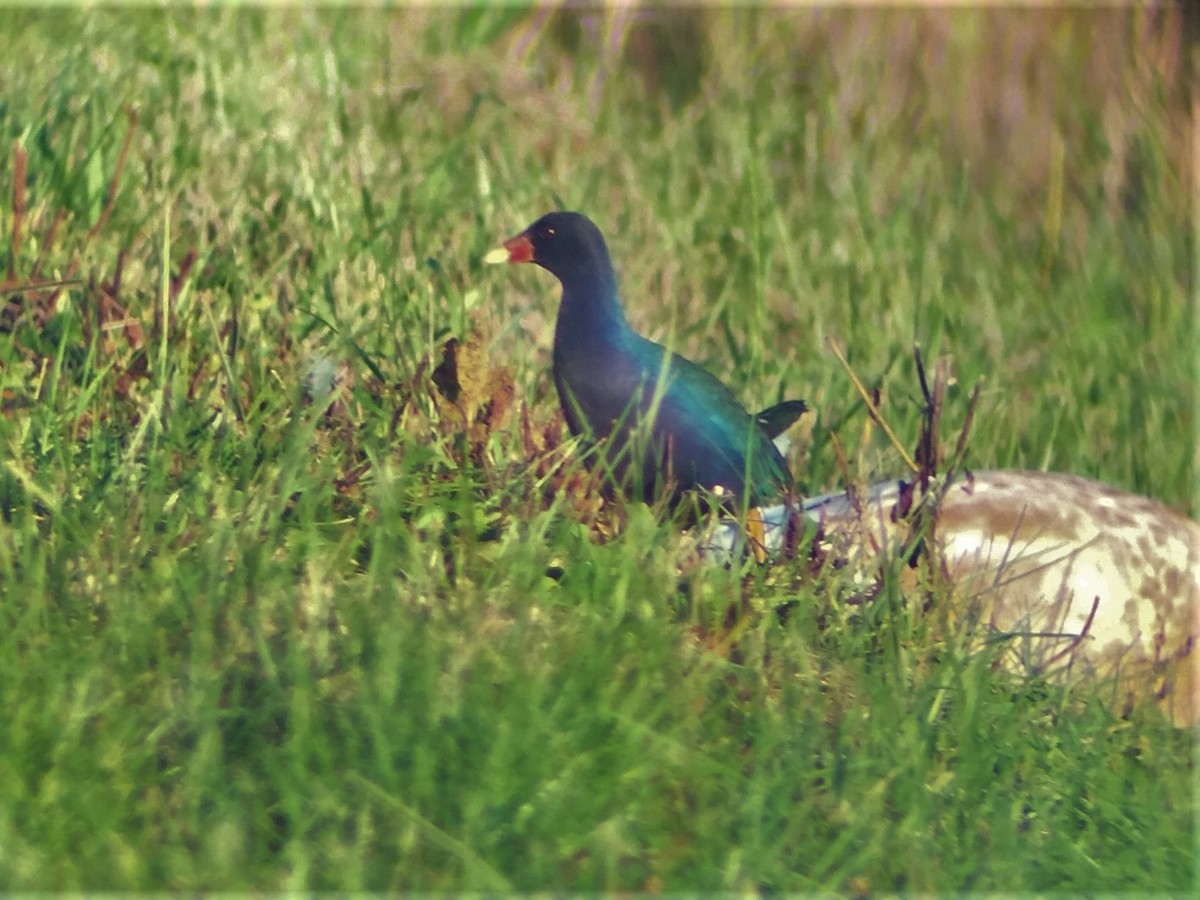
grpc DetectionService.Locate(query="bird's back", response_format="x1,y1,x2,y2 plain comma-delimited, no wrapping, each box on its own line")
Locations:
554,330,791,506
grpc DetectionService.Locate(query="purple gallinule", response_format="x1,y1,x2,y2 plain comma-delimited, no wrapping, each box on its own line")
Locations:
488,211,802,508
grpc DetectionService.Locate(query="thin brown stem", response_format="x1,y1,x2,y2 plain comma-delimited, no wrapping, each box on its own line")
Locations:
828,337,918,473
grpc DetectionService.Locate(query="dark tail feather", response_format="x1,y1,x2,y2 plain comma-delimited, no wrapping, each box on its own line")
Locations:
755,399,807,439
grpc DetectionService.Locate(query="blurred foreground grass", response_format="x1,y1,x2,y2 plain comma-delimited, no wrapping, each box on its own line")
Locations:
0,6,1194,891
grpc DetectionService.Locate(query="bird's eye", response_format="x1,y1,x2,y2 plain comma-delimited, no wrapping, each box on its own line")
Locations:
539,225,555,240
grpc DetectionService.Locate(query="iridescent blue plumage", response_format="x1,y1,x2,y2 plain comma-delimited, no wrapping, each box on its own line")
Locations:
497,211,798,508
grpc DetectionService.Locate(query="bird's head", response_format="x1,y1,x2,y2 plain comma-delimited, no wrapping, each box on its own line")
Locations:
485,211,614,284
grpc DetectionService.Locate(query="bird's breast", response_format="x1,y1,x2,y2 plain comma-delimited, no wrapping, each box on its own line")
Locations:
553,336,659,436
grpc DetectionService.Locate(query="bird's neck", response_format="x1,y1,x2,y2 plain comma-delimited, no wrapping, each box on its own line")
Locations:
554,277,631,351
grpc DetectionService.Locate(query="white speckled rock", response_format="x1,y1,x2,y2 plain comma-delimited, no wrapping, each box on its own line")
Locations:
701,470,1199,726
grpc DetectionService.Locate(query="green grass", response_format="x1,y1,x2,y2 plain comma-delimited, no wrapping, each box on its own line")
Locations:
0,6,1194,891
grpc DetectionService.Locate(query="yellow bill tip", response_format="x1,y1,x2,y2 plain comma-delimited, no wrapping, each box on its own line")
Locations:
482,247,510,265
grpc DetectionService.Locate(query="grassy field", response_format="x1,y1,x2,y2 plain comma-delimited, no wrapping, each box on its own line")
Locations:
0,6,1194,891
